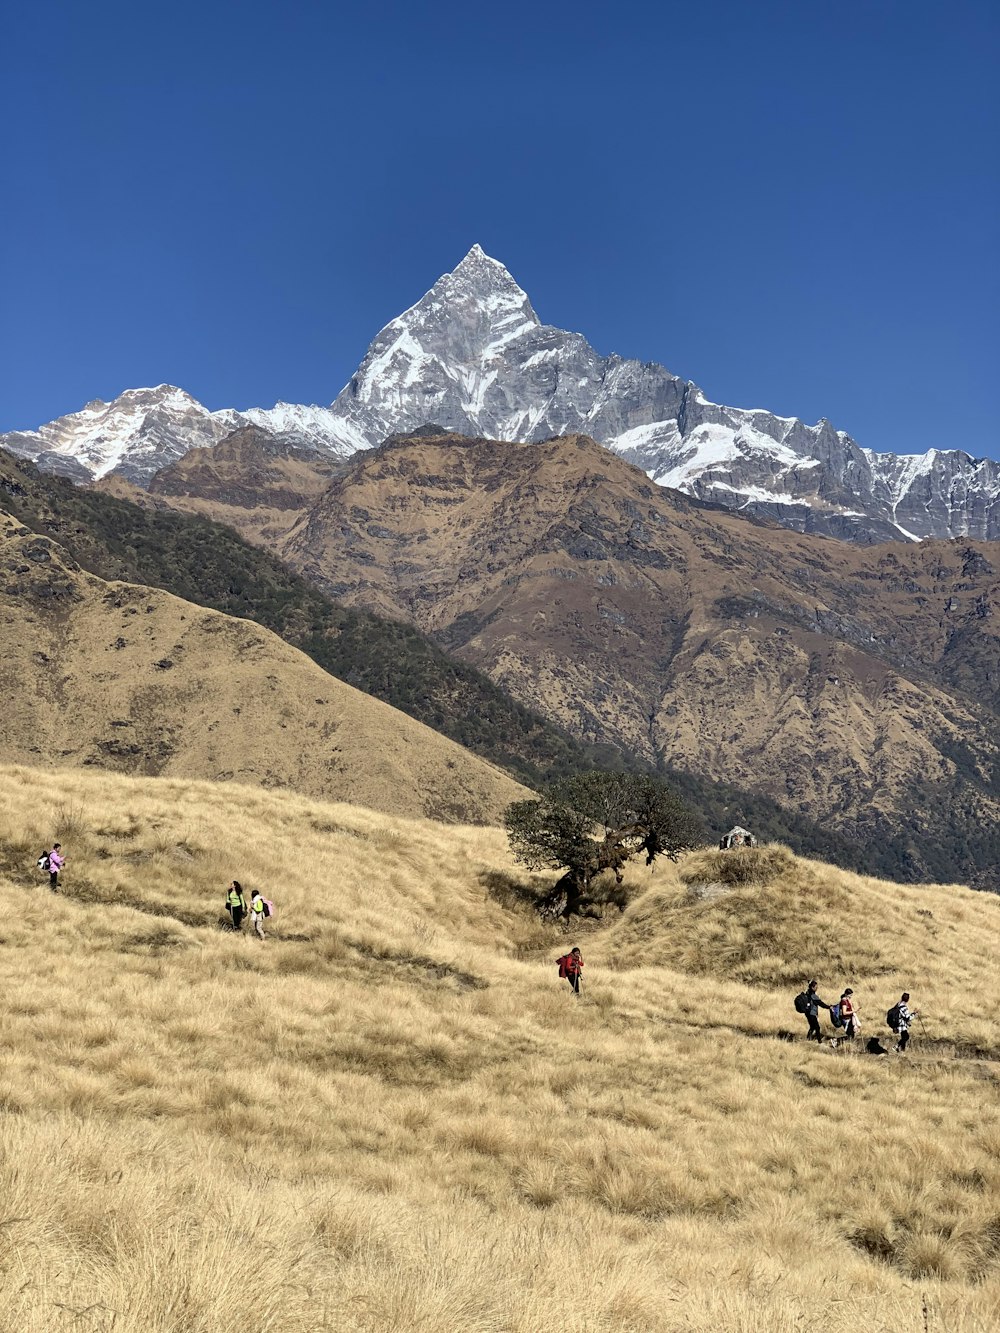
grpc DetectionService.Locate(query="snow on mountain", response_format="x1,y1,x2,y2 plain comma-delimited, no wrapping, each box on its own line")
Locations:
238,402,358,455
1,389,357,485
3,245,998,541
0,387,238,485
324,246,1000,542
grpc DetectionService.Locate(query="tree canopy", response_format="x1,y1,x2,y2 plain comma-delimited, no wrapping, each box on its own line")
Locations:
504,772,705,917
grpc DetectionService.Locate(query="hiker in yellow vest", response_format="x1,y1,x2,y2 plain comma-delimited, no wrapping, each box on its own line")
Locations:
250,890,266,940
226,881,247,931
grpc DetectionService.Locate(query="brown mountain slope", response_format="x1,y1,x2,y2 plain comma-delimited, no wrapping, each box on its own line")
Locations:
133,426,341,542
0,513,526,823
274,432,1000,859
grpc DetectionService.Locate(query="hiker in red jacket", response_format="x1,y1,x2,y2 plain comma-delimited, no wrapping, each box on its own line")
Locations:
557,946,583,995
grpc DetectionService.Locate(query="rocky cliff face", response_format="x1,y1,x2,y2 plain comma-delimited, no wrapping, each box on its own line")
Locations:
0,390,352,487
321,246,1000,543
4,247,997,540
1,387,240,485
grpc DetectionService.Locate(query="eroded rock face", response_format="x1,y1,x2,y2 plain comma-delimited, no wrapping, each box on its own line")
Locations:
142,427,343,540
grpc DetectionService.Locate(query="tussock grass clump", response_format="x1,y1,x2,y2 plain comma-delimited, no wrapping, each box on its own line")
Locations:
680,842,798,889
602,847,919,987
0,763,998,1329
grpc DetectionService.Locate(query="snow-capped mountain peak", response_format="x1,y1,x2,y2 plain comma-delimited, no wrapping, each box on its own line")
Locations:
3,247,998,540
366,244,540,369
0,385,239,483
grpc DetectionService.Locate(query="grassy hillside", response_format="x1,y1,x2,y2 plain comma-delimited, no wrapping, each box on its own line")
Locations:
0,514,525,823
0,448,937,879
0,763,998,1330
1,448,631,788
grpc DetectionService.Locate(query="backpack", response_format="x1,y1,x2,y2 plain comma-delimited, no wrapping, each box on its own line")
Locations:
557,955,570,979
886,1004,901,1032
830,1003,844,1029
36,851,50,871
262,898,274,918
793,991,810,1014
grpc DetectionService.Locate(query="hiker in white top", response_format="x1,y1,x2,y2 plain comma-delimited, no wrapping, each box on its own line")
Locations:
250,890,266,940
895,992,918,1053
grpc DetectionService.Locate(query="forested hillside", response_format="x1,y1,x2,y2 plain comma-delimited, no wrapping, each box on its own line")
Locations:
1,447,973,882
1,448,624,786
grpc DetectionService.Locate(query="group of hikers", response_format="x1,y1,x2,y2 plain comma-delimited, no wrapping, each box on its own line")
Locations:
36,844,273,939
553,956,921,1054
224,880,273,939
795,979,920,1054
32,848,922,1054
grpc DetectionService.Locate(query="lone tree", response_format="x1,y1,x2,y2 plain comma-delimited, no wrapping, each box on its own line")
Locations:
504,772,704,918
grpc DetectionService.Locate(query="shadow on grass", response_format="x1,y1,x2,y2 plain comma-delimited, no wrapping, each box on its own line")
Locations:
480,869,548,914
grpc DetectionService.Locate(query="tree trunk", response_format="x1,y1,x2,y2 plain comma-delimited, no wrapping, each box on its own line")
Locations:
564,868,589,917
539,868,589,919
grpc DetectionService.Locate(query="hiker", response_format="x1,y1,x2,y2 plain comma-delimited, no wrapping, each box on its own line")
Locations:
47,843,65,892
557,946,584,995
890,992,919,1053
226,881,247,931
839,989,859,1040
249,889,267,940
796,980,832,1043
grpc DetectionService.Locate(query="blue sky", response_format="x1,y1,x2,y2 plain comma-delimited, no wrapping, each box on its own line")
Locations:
2,0,997,456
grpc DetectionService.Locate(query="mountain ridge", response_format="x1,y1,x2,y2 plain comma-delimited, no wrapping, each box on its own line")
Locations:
270,427,1000,884
2,443,930,879
0,509,526,823
4,247,998,542
0,445,632,791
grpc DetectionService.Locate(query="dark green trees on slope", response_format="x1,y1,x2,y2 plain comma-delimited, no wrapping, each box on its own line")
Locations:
3,446,990,884
0,449,628,787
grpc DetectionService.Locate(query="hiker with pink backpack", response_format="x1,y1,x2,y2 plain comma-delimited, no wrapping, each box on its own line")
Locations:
249,889,274,940
37,843,66,892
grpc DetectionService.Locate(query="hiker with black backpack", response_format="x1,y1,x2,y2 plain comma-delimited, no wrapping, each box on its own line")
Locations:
41,843,65,892
794,980,832,1043
887,992,918,1053
226,881,247,932
557,947,583,995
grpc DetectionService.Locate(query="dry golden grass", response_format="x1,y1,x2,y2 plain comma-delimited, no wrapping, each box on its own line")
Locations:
0,765,999,1331
0,514,526,824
